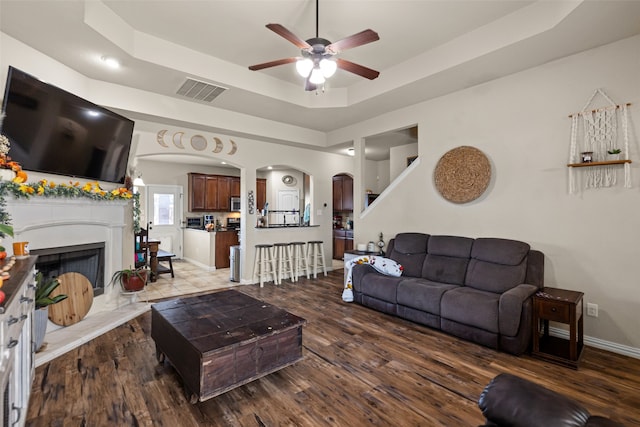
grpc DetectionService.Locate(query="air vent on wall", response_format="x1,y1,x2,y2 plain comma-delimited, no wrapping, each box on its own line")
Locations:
176,78,227,103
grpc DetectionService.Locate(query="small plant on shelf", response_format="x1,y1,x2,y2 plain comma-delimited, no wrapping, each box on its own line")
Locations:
607,148,622,155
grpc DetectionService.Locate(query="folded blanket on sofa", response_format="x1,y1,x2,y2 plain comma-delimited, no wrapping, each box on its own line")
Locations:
342,256,403,302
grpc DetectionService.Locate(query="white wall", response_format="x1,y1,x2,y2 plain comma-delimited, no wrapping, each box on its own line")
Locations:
390,143,419,182
350,35,640,354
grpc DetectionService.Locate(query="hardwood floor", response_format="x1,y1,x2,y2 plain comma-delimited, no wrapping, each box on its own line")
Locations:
27,270,640,426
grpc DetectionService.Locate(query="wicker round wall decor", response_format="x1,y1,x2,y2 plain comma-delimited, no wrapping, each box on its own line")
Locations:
434,146,491,204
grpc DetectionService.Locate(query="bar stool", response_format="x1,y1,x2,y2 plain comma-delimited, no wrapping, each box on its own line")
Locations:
290,241,308,282
253,244,277,287
307,240,327,279
273,243,295,284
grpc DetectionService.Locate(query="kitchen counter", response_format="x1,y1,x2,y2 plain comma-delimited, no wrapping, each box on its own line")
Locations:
183,228,239,271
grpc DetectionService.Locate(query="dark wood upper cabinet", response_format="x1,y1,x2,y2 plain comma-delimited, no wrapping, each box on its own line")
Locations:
189,173,207,211
333,174,353,212
189,174,265,212
217,177,231,211
230,177,240,198
256,178,267,210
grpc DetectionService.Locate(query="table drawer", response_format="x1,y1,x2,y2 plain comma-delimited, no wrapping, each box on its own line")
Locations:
538,300,570,322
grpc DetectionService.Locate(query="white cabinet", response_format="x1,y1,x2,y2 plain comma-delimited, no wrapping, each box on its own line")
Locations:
1,257,37,427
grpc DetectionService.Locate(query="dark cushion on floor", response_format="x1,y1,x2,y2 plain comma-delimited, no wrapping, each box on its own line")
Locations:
479,373,594,427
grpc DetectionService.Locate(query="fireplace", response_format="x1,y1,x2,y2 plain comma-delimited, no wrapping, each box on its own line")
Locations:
5,196,131,314
30,243,106,297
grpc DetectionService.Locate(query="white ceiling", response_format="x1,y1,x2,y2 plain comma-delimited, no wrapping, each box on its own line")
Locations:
1,0,640,160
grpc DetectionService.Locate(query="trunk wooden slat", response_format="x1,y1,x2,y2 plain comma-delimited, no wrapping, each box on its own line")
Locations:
151,289,306,402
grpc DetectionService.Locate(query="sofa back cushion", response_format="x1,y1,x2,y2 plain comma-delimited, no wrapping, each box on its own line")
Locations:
422,235,473,285
465,238,529,293
389,233,429,277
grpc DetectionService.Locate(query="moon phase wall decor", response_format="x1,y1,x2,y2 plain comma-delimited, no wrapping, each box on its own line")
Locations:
434,146,491,204
155,130,238,155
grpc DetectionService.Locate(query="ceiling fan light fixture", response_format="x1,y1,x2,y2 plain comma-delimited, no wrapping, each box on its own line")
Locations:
319,58,337,78
309,67,325,85
296,58,314,77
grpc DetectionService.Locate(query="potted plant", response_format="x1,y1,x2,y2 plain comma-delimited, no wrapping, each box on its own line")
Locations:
607,148,622,161
34,272,68,351
110,266,150,292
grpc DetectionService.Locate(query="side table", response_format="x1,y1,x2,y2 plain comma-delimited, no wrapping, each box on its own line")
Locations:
532,287,584,369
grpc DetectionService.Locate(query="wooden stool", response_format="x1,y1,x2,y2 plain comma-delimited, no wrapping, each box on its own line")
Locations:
307,240,327,279
252,244,277,287
290,242,308,282
274,243,295,284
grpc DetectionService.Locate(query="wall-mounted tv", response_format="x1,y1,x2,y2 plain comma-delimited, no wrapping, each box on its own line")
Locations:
1,66,134,184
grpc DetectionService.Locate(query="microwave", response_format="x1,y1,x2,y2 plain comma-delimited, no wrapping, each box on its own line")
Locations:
230,197,241,212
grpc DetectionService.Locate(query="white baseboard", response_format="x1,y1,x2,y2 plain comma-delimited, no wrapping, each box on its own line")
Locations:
549,326,640,360
182,257,216,272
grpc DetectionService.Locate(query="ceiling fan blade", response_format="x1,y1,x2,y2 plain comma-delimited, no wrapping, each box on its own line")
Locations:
266,24,311,49
248,57,298,71
336,58,380,80
326,29,379,54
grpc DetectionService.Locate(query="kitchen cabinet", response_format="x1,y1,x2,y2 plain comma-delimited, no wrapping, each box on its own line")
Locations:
189,173,238,212
217,177,231,211
215,230,240,268
256,178,267,210
230,177,240,198
333,174,353,212
189,173,207,211
333,229,354,260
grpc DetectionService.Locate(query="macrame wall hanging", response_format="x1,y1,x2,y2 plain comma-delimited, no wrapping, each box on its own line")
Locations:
568,88,631,194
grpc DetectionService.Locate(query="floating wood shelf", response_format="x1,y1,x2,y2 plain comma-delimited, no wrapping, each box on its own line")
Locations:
567,159,632,168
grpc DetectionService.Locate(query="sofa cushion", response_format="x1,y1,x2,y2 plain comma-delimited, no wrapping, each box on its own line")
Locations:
393,233,429,254
471,238,530,266
465,259,527,293
421,236,473,285
358,274,402,303
428,235,474,258
422,254,470,285
397,278,459,315
389,233,429,277
440,287,500,333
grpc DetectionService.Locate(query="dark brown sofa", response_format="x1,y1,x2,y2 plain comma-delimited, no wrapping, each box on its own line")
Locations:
351,233,544,355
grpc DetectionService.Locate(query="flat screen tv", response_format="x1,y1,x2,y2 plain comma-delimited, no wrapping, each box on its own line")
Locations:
1,66,134,184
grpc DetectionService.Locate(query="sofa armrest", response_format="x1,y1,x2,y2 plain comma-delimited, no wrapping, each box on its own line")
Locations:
478,373,591,427
351,264,377,292
498,284,537,336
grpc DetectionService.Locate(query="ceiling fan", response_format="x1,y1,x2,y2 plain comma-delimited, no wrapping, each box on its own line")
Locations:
248,0,380,91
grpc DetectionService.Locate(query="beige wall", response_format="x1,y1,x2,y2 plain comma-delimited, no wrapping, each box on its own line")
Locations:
346,35,640,354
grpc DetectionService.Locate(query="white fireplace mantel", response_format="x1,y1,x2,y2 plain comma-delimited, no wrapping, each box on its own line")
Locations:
5,197,134,308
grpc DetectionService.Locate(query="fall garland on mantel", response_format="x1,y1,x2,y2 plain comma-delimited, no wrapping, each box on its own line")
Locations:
0,179,138,238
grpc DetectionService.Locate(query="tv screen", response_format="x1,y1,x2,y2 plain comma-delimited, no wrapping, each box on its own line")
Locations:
1,66,134,184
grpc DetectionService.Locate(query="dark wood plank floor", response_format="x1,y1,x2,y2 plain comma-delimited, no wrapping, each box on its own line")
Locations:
27,270,640,426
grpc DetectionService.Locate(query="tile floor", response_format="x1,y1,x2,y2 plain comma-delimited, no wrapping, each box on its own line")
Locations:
35,258,344,367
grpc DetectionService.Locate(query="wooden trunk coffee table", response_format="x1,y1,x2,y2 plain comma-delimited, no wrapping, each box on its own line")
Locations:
151,289,306,403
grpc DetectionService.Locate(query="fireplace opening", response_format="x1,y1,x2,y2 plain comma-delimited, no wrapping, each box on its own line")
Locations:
31,242,106,297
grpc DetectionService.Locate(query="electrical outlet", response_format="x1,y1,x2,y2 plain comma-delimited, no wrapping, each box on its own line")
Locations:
587,303,598,317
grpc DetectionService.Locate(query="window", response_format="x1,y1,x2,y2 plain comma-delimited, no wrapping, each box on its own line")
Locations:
153,193,175,225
